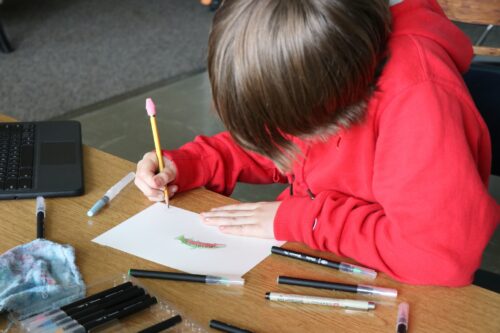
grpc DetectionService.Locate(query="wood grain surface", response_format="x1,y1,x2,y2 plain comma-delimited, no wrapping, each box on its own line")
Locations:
0,116,499,332
437,0,500,25
436,0,500,57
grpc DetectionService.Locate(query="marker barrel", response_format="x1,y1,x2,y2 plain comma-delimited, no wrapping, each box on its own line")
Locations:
271,246,376,279
21,282,134,328
278,276,357,293
210,319,253,333
36,196,45,239
265,292,376,311
36,212,44,238
84,296,157,330
129,269,244,286
138,314,182,333
278,276,397,298
130,269,205,282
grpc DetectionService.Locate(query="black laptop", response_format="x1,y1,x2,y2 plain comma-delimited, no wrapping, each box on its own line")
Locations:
0,121,84,199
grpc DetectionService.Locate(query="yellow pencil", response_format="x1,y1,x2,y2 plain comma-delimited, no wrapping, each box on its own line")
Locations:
145,98,169,207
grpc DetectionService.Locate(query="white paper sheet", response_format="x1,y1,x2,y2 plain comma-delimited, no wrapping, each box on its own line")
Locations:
92,203,284,276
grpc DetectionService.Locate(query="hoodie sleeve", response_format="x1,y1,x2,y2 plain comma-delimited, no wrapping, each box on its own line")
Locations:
274,81,500,286
163,132,287,196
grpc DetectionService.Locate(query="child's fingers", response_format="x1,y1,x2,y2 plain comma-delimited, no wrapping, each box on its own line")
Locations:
134,177,164,199
146,186,177,202
167,185,178,198
153,166,176,188
201,214,256,226
209,202,260,211
218,224,271,238
136,153,162,188
202,208,254,218
137,153,176,188
147,193,165,202
135,177,178,200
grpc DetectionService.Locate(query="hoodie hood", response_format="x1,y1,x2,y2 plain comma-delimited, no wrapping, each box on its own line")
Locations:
390,0,473,73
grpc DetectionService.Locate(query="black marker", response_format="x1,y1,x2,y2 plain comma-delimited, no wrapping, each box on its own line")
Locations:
271,246,377,278
72,294,151,327
210,319,253,333
25,290,153,332
36,196,45,238
43,294,150,331
84,295,158,331
64,286,146,324
129,269,244,286
67,285,143,317
31,286,145,329
58,295,157,332
278,276,397,298
22,282,134,327
138,314,183,333
62,281,133,312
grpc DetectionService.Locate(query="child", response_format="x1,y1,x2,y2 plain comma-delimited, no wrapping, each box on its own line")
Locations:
135,0,499,286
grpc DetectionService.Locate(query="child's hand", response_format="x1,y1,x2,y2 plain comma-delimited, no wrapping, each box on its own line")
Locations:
200,201,281,239
135,151,178,202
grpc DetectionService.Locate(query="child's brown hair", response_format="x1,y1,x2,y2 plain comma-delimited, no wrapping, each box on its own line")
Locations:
208,0,391,170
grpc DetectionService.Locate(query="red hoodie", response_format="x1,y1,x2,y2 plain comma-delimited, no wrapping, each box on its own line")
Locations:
164,0,500,286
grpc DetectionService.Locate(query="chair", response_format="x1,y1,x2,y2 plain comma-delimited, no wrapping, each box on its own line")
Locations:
464,63,500,176
0,17,13,53
436,0,500,293
436,0,500,57
463,63,500,293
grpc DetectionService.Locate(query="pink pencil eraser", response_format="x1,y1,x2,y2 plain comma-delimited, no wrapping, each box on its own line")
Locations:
145,98,156,116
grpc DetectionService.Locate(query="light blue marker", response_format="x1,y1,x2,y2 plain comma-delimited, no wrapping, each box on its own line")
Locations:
87,172,135,217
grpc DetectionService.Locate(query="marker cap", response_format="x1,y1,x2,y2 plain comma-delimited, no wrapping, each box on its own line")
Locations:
397,302,410,324
205,275,245,286
397,302,410,333
87,196,110,217
339,262,377,279
106,172,135,200
358,285,398,298
36,196,45,215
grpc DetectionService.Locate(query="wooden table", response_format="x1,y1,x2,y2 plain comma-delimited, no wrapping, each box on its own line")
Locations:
0,117,499,332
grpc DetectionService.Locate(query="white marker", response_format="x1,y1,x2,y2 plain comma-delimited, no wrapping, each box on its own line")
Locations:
265,292,376,311
87,172,135,217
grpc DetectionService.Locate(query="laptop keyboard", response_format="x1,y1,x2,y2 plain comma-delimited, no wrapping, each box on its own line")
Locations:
0,123,35,190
